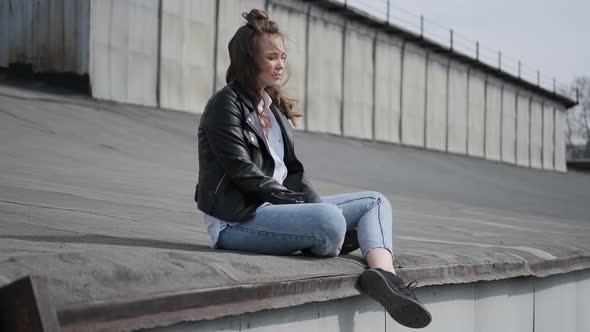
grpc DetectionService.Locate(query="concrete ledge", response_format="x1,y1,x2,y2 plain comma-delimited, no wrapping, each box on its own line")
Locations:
58,274,360,332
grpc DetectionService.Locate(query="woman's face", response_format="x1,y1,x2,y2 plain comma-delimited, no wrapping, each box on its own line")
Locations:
256,34,286,91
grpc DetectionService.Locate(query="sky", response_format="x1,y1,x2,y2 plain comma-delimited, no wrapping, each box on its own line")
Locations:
358,0,590,92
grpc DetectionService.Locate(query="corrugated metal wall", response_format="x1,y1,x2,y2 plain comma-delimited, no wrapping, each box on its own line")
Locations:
0,0,89,74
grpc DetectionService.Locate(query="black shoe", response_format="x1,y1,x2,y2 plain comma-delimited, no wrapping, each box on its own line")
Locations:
339,229,359,255
357,268,432,328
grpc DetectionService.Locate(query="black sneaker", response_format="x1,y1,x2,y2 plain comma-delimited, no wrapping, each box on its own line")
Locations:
357,268,432,328
339,229,360,255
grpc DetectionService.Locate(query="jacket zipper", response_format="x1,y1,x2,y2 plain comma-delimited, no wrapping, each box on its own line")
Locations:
214,173,226,195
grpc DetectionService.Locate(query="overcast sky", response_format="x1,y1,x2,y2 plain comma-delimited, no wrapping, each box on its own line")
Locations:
359,0,590,90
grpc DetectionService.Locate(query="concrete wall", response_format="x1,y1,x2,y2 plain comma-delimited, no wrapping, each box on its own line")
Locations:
214,0,265,91
447,61,469,155
401,44,427,148
484,78,502,161
342,23,374,140
530,98,544,169
374,34,402,143
501,85,517,164
269,1,308,130
555,108,567,172
516,93,531,167
152,268,590,332
467,70,486,158
425,54,448,152
0,0,89,73
0,0,572,172
306,9,344,135
90,0,159,106
160,0,216,113
542,103,555,170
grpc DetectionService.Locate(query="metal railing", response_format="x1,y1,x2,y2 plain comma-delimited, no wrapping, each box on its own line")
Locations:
339,0,573,98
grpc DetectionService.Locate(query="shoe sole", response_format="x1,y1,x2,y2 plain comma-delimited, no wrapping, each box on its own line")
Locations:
358,269,432,329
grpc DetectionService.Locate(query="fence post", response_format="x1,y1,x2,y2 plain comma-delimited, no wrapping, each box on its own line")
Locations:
450,29,453,51
386,0,390,24
498,51,501,70
420,15,424,38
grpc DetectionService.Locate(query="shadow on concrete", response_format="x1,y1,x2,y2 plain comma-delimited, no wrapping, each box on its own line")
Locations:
1,234,214,253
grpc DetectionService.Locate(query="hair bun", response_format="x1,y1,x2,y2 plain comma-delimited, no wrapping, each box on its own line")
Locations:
242,9,268,24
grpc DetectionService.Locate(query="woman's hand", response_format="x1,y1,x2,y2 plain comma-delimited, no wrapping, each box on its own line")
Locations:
266,191,307,205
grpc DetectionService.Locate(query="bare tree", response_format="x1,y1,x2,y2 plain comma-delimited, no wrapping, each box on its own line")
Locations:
565,105,576,147
568,76,590,159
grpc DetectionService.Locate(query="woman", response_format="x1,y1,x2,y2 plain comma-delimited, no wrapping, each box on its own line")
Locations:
195,9,431,329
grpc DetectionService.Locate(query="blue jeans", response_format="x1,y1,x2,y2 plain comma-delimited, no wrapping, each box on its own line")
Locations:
217,191,393,258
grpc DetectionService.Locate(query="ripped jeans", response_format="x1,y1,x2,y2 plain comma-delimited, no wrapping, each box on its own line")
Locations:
217,191,393,258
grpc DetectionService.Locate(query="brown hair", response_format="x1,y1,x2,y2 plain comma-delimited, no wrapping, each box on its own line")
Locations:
226,9,301,127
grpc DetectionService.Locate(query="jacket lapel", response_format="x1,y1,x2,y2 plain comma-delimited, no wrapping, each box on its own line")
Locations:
245,111,271,154
229,81,271,153
229,81,295,157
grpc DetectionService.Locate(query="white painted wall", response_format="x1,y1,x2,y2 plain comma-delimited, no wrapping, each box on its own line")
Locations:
160,0,216,114
542,103,555,170
447,62,468,155
401,44,427,148
485,79,502,161
467,70,485,158
90,0,159,107
153,269,590,332
269,2,308,131
501,86,517,164
516,93,531,167
425,55,448,152
374,34,402,143
535,269,590,332
530,99,544,169
474,277,534,332
388,283,476,332
306,10,344,135
342,23,374,140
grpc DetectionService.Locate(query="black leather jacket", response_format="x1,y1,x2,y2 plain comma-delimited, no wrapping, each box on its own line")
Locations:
195,81,321,222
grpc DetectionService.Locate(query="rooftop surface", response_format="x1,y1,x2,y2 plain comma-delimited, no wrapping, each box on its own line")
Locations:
0,80,589,331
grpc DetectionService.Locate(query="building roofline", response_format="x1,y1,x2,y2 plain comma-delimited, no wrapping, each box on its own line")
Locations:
303,0,578,109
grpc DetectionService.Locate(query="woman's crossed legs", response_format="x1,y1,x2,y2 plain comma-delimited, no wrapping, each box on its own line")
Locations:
217,191,393,259
216,191,431,328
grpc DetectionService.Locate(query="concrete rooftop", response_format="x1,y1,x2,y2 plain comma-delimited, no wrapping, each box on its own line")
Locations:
0,79,589,331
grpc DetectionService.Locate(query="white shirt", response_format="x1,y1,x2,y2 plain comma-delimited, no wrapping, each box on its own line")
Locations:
203,91,287,248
